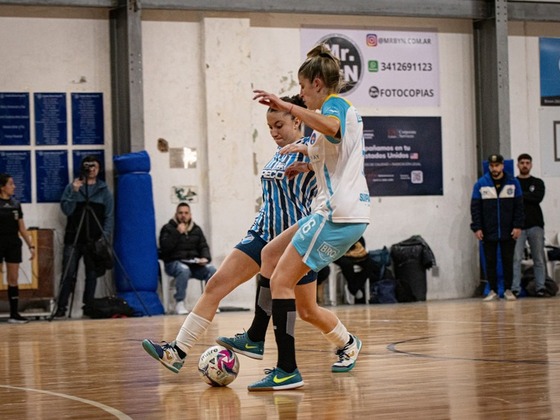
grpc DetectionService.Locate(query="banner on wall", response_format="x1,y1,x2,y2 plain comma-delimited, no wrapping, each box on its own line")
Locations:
540,38,560,106
300,27,439,107
364,116,443,196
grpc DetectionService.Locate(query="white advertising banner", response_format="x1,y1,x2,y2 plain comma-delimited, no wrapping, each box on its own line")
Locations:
300,28,440,107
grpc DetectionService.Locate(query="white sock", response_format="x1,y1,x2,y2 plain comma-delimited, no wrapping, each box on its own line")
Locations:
323,320,350,349
175,312,211,355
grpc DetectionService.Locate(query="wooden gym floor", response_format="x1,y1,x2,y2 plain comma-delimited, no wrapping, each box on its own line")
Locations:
1,297,559,419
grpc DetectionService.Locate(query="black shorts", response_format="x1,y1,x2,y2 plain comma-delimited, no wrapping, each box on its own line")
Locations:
234,230,317,285
0,236,22,263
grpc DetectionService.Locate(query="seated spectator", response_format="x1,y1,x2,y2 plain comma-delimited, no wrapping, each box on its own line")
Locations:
159,202,217,314
333,237,374,303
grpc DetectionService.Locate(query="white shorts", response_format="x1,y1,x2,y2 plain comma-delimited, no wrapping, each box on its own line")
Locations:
293,213,368,271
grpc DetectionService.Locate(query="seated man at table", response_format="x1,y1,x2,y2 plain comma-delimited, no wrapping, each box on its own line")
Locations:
159,202,216,314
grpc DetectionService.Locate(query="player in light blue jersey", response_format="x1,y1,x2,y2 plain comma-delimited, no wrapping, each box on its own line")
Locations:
248,44,371,391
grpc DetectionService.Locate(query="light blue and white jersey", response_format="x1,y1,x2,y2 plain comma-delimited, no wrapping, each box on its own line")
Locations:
307,95,370,223
250,137,317,242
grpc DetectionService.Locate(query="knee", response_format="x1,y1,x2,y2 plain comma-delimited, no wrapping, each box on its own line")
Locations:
201,276,229,304
261,245,274,266
173,264,192,279
297,305,319,324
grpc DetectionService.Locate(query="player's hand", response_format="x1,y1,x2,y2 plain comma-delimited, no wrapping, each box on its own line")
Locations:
474,230,483,241
177,223,187,234
72,178,84,192
253,90,289,112
285,162,310,180
511,228,521,240
279,143,308,156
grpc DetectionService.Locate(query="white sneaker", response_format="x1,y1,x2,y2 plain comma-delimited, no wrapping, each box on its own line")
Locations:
332,334,362,372
483,290,498,301
175,301,189,315
504,289,516,301
141,339,185,373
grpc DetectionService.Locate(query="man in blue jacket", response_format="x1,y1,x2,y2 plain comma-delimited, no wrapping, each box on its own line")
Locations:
470,154,524,301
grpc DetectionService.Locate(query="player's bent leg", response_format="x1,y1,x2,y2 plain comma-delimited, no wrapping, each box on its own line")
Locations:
142,249,260,372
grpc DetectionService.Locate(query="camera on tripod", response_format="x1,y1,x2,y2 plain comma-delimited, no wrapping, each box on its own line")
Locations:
80,161,97,180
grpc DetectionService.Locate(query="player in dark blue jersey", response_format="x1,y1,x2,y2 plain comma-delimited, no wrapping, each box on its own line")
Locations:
143,95,317,372
250,132,316,243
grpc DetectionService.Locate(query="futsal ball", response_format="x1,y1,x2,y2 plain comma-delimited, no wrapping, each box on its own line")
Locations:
198,345,240,387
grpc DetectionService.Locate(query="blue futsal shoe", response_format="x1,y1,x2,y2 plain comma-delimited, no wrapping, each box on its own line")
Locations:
247,367,304,391
216,331,265,360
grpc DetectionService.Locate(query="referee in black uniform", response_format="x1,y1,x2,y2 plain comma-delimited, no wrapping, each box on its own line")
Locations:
0,173,35,323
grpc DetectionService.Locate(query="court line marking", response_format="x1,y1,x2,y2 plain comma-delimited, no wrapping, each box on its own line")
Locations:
386,334,559,365
0,385,132,419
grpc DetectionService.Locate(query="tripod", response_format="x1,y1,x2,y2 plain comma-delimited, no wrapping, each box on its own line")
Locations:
49,166,149,320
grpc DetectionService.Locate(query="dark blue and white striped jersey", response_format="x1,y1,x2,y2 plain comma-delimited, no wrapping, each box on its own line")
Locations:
250,137,317,242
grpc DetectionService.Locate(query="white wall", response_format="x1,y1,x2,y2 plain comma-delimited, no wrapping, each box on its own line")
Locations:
142,11,481,301
1,7,559,314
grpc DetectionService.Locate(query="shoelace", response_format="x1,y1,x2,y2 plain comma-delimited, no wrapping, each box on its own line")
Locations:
336,343,352,361
263,368,276,376
335,349,349,361
234,331,247,340
160,341,176,351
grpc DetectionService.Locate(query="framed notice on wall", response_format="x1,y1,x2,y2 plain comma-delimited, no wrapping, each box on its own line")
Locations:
539,108,560,177
0,150,31,203
34,92,67,145
0,92,30,145
71,93,104,145
35,150,69,203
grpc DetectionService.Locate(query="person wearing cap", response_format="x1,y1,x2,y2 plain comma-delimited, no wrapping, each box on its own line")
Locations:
512,153,547,297
470,154,524,301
